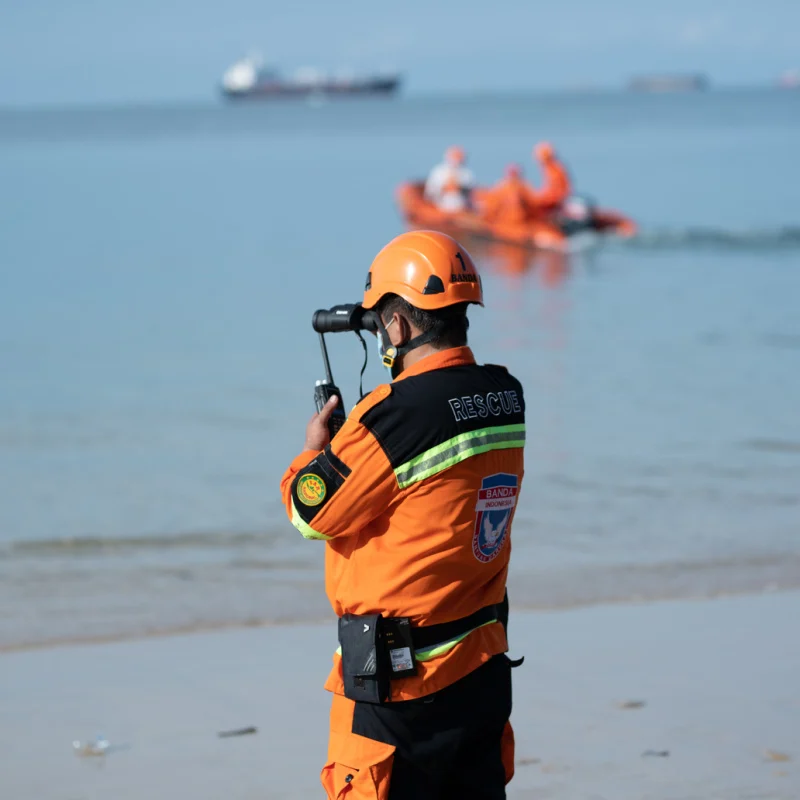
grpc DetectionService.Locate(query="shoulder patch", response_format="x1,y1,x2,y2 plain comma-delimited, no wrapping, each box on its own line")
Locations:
296,473,327,506
291,449,351,525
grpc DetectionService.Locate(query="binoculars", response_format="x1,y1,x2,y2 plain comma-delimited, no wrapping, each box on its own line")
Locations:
311,303,382,438
312,303,380,335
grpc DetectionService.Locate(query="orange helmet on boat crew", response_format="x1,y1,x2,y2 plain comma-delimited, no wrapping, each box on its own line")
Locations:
534,141,555,161
363,230,483,311
445,145,466,166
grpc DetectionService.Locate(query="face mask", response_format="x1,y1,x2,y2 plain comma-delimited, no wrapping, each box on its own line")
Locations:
377,318,396,380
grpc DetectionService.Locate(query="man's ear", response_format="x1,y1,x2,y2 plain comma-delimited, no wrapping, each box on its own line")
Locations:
389,313,412,346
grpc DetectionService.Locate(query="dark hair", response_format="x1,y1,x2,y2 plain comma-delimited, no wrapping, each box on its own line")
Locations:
376,294,469,349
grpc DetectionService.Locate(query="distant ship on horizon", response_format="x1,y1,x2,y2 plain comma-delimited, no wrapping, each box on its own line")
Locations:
627,74,709,93
778,69,800,89
220,55,402,100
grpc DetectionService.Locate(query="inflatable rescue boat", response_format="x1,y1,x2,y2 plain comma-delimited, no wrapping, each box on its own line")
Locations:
396,181,637,252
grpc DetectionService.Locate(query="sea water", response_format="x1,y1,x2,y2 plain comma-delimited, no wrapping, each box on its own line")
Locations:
1,90,799,649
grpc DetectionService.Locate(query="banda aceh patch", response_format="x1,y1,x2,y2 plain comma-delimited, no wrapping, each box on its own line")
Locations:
296,473,327,506
473,473,518,562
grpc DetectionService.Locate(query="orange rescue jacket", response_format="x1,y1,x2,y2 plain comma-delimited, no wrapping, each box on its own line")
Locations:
281,347,526,700
482,178,539,225
536,159,572,209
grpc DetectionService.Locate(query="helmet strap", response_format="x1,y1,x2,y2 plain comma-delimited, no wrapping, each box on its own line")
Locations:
375,317,399,376
378,317,445,379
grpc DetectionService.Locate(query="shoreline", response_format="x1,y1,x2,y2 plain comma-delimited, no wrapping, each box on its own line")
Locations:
4,577,797,656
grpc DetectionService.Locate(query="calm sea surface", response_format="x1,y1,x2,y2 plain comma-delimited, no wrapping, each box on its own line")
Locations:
1,90,799,649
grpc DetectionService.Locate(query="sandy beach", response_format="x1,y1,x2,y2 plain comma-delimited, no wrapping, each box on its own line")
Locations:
2,591,797,800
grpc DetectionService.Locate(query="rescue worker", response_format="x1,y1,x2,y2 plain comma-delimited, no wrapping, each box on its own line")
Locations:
480,163,539,226
424,145,475,212
281,230,526,799
531,141,572,214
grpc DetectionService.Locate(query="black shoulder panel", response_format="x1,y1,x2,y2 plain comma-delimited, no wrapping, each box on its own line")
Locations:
360,364,525,469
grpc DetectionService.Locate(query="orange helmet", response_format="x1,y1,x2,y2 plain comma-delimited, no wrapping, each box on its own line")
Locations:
445,145,466,166
363,230,483,312
534,141,555,161
505,162,522,179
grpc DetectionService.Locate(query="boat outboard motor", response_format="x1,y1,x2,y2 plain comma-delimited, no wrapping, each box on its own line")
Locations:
558,194,596,234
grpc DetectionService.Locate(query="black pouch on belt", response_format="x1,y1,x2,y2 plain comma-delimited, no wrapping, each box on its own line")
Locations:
339,614,390,704
338,614,418,704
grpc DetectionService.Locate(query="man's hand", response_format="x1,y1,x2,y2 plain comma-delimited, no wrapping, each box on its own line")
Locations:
303,395,339,452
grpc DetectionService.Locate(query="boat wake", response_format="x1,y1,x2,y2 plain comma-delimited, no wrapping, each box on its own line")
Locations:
622,225,800,252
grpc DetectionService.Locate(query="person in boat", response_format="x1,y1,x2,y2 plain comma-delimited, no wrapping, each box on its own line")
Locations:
424,145,475,212
531,141,572,214
480,163,539,226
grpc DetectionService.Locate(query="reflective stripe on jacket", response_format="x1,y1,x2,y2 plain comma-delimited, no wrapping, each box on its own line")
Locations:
280,346,526,700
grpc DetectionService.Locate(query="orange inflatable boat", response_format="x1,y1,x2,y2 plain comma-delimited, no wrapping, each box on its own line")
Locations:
396,181,637,252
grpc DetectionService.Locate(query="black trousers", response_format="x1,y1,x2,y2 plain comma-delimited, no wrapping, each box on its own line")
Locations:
351,654,514,800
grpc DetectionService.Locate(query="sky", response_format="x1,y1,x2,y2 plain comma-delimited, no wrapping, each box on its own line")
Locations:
1,0,799,106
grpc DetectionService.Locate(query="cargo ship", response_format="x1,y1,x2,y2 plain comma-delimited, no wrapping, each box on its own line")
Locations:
220,56,401,99
627,74,709,92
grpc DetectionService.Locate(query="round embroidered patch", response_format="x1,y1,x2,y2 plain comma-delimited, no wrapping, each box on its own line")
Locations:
296,473,327,506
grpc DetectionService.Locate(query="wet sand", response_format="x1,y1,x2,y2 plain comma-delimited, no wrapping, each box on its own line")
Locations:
2,592,797,799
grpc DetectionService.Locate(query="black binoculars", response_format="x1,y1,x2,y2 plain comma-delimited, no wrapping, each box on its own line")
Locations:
312,303,380,334
311,303,382,436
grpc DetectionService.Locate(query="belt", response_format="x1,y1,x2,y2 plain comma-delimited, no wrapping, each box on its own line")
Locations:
410,592,509,653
